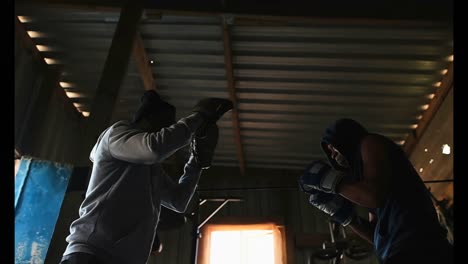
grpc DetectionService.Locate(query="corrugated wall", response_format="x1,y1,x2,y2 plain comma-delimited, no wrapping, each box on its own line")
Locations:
150,166,378,264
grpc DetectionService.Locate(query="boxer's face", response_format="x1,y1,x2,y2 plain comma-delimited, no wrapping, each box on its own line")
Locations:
327,144,349,168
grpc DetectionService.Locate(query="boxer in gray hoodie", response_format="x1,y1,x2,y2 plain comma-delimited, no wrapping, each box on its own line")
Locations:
61,90,232,264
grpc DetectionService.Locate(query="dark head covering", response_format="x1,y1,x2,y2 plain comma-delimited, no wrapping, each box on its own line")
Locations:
132,90,176,127
321,118,369,180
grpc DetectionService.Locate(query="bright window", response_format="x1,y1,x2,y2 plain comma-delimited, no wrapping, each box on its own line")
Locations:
198,223,286,264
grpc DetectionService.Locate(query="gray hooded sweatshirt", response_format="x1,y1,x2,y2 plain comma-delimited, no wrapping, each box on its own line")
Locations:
63,113,204,264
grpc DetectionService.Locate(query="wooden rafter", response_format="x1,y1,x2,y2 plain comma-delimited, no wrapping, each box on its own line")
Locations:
222,19,246,176
403,61,453,156
132,33,156,91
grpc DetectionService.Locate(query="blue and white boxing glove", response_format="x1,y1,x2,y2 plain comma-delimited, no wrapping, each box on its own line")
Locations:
299,160,344,194
308,189,355,226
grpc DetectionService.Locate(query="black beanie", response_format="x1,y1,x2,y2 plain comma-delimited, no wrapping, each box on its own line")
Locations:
132,90,175,125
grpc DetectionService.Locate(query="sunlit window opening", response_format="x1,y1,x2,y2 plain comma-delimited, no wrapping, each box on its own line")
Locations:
199,223,285,264
210,230,274,264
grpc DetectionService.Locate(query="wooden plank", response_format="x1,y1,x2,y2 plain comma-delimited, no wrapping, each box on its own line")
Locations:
132,33,156,90
222,19,246,176
85,0,143,148
409,87,453,203
403,62,453,156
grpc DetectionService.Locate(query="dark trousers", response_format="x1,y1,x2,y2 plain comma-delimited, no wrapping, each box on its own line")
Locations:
60,252,105,264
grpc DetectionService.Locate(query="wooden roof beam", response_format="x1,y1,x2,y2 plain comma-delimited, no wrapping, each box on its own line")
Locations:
132,33,156,91
403,61,453,156
222,18,246,176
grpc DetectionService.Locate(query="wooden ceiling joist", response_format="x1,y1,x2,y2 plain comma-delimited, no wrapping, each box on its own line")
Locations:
132,33,156,91
403,62,453,156
222,19,246,176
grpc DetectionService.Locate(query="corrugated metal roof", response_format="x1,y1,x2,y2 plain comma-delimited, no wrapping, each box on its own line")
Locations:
15,6,122,116
15,5,452,170
135,15,235,166
230,22,451,169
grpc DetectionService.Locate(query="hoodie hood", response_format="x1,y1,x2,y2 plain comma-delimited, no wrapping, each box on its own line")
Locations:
320,118,368,175
132,90,176,126
89,125,116,162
